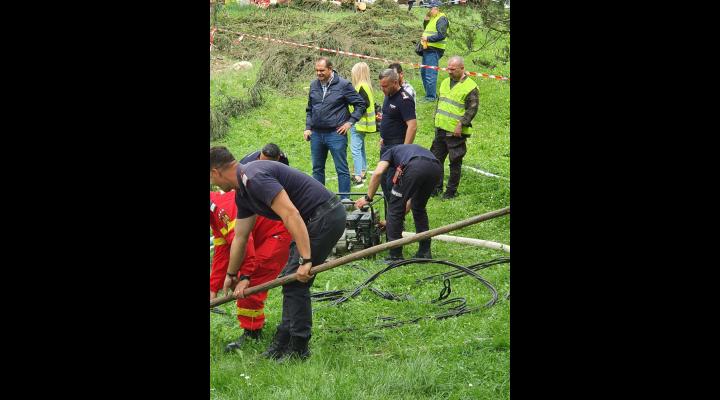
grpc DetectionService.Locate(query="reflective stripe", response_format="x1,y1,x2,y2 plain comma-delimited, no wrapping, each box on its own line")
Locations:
435,109,462,121
214,237,227,246
219,219,236,237
435,76,478,134
356,119,376,127
439,96,465,109
236,307,264,317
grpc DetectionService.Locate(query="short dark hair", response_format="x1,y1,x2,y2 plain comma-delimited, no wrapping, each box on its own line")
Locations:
210,146,236,171
261,143,282,160
316,57,333,69
388,63,403,74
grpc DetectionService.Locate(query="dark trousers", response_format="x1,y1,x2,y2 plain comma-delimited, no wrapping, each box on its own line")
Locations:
430,132,467,195
380,142,402,219
276,200,346,339
386,158,442,257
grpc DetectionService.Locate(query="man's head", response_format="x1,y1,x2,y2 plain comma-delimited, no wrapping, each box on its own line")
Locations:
315,57,333,83
378,69,401,97
388,63,405,85
210,146,239,192
260,143,282,161
446,56,466,82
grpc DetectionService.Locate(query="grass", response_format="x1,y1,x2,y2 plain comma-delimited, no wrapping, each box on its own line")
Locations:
211,3,509,399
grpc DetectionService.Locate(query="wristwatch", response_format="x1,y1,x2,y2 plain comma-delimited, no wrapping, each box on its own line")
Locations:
364,194,373,202
238,274,251,281
298,256,311,266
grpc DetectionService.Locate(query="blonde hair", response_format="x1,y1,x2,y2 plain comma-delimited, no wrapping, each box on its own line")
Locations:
351,62,373,91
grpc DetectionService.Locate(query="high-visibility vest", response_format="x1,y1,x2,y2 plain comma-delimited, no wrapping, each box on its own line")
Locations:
422,12,447,50
434,76,478,134
349,82,376,133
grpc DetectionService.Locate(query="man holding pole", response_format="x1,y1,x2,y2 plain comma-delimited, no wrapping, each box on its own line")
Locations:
210,146,346,361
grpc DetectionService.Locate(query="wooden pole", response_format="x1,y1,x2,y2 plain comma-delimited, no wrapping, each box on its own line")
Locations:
210,206,509,308
401,232,510,253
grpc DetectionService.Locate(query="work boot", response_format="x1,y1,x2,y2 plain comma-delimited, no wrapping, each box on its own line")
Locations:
413,240,432,259
224,329,262,352
279,336,311,361
441,191,458,200
261,328,291,360
384,248,404,264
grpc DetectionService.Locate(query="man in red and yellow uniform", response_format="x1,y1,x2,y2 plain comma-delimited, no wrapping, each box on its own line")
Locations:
210,189,292,351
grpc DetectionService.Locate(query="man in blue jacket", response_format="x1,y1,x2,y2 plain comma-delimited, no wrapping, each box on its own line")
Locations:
303,57,367,200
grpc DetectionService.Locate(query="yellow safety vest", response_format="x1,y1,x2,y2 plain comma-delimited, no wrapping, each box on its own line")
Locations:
349,82,376,133
422,12,447,50
434,76,478,134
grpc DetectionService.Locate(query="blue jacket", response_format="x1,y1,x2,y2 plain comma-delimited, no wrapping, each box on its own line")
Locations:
305,73,367,131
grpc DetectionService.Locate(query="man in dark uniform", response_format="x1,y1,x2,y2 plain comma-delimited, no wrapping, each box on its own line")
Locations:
210,146,346,361
355,144,442,261
239,143,290,165
377,68,417,221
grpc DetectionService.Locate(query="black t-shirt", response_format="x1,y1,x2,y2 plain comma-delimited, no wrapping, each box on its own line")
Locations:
239,150,290,166
234,161,333,221
380,88,416,145
380,144,437,169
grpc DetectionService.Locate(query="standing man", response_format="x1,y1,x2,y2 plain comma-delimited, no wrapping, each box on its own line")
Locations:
430,56,479,199
355,144,442,261
240,143,290,165
304,57,367,199
388,62,417,106
210,146,346,362
378,68,417,220
419,2,449,101
210,190,292,352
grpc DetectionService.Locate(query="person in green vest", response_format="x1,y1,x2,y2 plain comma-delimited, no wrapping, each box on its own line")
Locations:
349,62,377,186
419,2,449,101
430,56,479,199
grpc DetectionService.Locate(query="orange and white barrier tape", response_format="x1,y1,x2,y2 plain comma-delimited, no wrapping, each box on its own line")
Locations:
214,28,509,82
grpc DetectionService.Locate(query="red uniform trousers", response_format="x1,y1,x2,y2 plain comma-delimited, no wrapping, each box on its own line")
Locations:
235,231,291,330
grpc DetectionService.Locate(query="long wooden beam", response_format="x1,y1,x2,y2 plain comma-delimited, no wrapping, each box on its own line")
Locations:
210,206,509,308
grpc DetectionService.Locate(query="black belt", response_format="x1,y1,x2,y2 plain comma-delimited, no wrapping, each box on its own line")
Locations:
304,196,341,224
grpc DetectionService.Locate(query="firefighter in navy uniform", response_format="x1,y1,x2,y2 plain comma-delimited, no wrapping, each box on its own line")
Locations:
355,144,442,261
239,143,290,166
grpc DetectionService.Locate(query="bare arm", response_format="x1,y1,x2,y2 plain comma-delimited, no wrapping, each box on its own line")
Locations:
269,189,314,282
226,216,256,276
355,161,390,209
404,119,417,144
222,215,256,295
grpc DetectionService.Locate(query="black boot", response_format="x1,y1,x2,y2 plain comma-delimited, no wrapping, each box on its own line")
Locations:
261,328,291,360
413,240,432,259
384,247,404,265
279,336,311,361
224,329,262,352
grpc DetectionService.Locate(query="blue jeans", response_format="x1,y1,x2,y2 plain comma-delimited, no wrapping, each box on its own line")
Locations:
420,50,441,100
349,125,367,177
311,129,351,199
